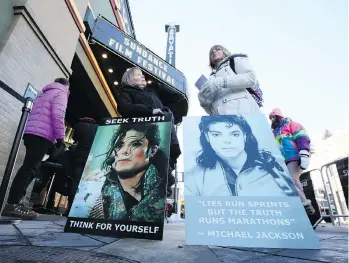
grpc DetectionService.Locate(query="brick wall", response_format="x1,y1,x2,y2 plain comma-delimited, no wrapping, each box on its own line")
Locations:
0,14,70,205
25,0,82,71
0,16,65,95
0,88,27,203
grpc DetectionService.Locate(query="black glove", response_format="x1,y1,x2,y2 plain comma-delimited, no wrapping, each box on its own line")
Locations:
55,139,64,148
161,107,170,113
51,140,64,161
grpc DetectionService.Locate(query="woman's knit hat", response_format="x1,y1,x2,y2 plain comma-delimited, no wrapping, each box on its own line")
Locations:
269,108,284,118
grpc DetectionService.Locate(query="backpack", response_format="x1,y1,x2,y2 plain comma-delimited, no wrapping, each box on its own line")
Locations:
229,55,264,108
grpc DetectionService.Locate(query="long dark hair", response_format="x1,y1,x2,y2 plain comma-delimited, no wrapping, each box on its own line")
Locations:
101,122,168,182
197,115,260,169
196,115,296,196
196,115,288,172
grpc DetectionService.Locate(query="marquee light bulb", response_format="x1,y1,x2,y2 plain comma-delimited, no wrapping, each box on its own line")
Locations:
147,80,152,84
102,53,107,59
108,68,113,73
114,81,118,85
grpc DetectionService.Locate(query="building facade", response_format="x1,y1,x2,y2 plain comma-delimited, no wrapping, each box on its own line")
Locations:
0,0,188,206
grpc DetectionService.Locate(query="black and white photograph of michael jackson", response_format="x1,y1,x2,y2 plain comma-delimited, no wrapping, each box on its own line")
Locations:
184,115,298,197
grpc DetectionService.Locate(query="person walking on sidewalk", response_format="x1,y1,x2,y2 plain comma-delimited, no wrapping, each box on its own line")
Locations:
269,108,316,216
67,117,98,214
198,45,263,116
2,78,70,219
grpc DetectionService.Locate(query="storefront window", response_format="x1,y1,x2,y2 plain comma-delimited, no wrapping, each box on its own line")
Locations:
89,0,118,26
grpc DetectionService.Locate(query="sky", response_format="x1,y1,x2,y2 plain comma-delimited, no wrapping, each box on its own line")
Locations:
128,0,348,141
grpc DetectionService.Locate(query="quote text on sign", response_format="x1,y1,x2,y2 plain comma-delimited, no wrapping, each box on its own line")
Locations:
195,200,304,240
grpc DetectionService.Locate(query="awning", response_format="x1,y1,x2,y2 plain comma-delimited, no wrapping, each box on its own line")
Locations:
84,13,189,124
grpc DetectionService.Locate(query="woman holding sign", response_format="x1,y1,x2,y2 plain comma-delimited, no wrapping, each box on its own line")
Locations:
116,67,181,197
185,115,297,197
197,45,263,115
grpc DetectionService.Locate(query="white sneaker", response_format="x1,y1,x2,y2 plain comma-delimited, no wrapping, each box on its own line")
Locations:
303,199,315,215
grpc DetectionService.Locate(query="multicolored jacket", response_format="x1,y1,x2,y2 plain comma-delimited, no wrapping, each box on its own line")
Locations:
272,118,311,163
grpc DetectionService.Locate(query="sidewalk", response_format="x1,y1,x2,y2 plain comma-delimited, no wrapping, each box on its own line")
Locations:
0,216,347,263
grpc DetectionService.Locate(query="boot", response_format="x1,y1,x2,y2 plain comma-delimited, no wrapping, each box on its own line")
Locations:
303,199,315,215
2,203,38,220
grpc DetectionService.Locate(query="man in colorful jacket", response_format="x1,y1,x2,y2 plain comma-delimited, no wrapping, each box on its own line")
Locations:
269,108,315,215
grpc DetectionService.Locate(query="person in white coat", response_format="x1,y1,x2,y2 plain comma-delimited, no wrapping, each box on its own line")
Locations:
185,115,297,197
198,45,261,116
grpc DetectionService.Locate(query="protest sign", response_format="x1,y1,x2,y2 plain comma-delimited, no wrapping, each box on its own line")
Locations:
64,116,171,240
183,115,320,249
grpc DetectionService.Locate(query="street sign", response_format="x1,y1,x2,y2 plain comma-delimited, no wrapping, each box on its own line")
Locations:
23,83,38,100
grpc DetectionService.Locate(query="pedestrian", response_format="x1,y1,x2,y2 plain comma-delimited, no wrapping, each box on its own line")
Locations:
116,66,181,197
198,45,263,115
269,108,316,215
67,117,98,214
2,78,70,219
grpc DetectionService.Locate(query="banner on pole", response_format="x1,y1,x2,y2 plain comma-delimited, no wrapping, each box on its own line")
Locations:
165,24,177,66
64,116,171,240
183,115,320,249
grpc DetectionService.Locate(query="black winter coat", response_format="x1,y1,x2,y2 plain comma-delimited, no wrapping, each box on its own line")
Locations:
116,85,181,164
116,86,163,117
73,118,98,161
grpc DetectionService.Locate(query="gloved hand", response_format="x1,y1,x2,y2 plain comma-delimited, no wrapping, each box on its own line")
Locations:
299,150,310,170
152,108,164,115
51,139,64,161
199,77,224,100
55,139,64,148
161,107,172,118
161,107,170,113
197,93,211,107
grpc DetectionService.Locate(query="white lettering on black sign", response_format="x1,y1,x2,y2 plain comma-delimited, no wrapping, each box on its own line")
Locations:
68,220,160,234
167,26,176,65
105,116,165,125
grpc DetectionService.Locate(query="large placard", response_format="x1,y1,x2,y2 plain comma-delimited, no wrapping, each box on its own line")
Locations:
64,116,171,240
183,115,320,249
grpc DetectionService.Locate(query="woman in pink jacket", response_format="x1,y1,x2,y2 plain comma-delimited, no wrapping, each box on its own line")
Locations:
2,78,69,219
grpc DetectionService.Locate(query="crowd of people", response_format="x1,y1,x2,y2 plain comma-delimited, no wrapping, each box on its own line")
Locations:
0,44,321,229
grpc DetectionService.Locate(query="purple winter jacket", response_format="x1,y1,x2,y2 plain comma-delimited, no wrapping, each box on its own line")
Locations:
24,82,69,143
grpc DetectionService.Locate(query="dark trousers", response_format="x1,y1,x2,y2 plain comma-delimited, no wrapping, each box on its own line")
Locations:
68,162,84,204
7,134,53,204
67,154,88,210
